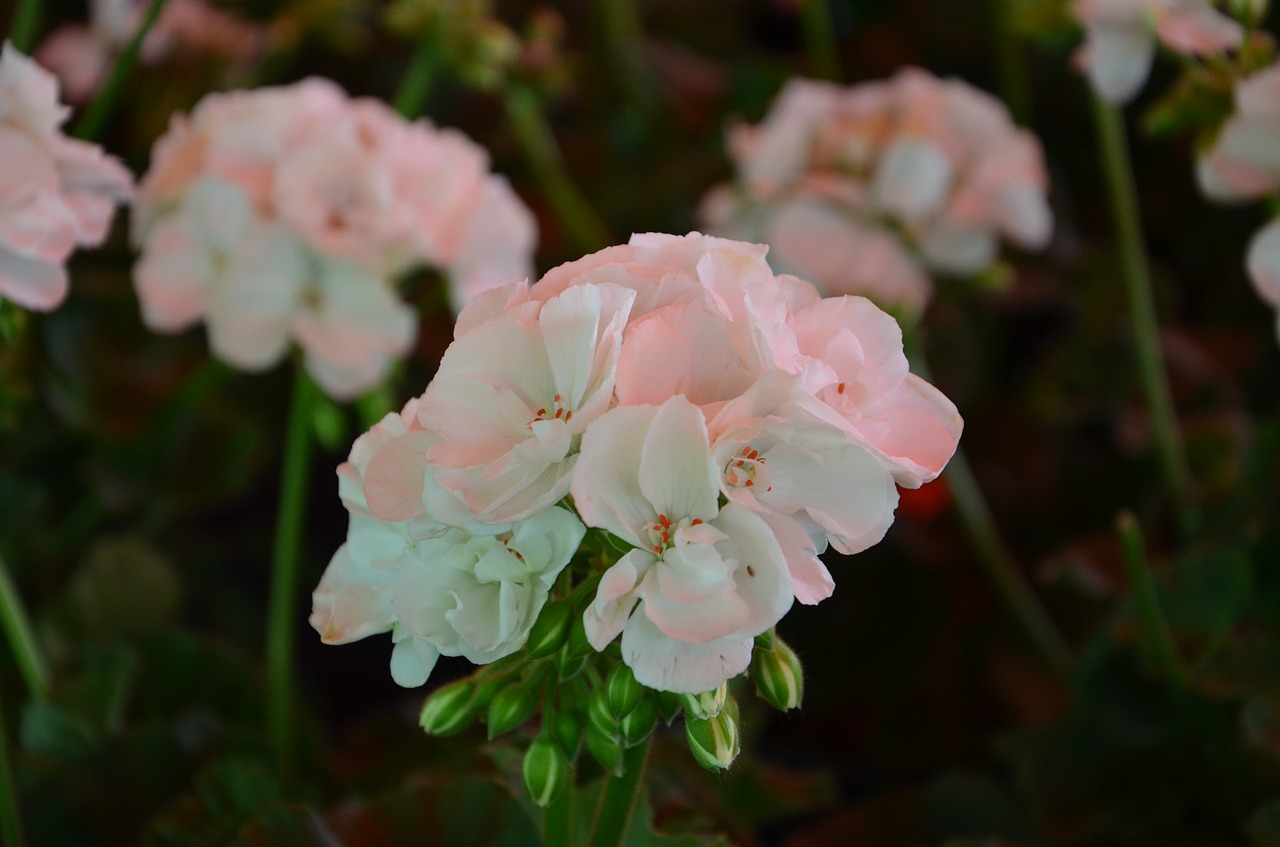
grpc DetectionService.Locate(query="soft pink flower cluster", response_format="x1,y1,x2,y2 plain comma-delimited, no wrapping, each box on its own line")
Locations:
1198,61,1280,337
0,43,133,311
311,233,963,694
37,0,267,104
1074,0,1243,103
132,78,536,399
698,70,1053,314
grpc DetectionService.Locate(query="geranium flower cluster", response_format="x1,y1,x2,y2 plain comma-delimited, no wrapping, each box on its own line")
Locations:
698,69,1053,315
131,78,535,399
0,43,133,312
1198,61,1280,338
1074,0,1243,104
311,232,962,696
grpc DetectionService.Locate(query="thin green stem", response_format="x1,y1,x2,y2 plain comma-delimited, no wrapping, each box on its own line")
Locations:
1115,511,1188,687
0,555,48,701
540,693,573,846
393,25,438,119
908,351,1074,676
1090,97,1193,512
991,0,1030,124
73,0,169,141
800,0,841,82
7,0,41,54
587,740,649,847
503,84,612,254
598,0,650,106
0,690,25,847
265,369,318,782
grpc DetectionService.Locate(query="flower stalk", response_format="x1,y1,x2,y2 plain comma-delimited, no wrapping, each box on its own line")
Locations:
587,739,650,847
1090,96,1194,513
265,369,318,781
0,554,48,701
7,0,41,53
1115,511,1188,687
73,0,170,141
394,23,439,119
503,83,612,253
800,0,841,82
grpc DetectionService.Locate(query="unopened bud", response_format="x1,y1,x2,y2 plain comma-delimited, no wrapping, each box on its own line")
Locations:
681,683,728,720
555,642,588,681
487,682,538,739
618,695,657,747
555,709,583,759
752,638,804,711
565,612,593,659
525,602,572,659
605,664,645,718
419,679,476,736
585,721,625,775
522,736,570,808
1229,0,1269,23
587,689,619,742
685,700,740,771
656,691,684,725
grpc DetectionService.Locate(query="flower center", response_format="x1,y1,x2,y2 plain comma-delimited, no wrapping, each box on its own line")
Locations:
528,393,572,429
723,446,771,492
643,513,704,555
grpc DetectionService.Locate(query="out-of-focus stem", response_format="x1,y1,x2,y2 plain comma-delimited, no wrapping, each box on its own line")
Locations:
7,0,41,54
393,25,438,119
73,0,169,140
1116,511,1188,687
0,555,48,701
0,689,26,847
587,741,649,847
1090,97,1194,514
265,369,317,782
991,0,1030,124
800,0,841,82
599,0,650,106
504,83,612,253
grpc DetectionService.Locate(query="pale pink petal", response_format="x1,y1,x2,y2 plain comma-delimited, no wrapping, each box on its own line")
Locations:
872,137,953,219
620,612,753,694
0,250,68,310
1156,7,1243,55
1246,215,1280,311
1081,22,1156,104
363,431,435,522
637,396,721,523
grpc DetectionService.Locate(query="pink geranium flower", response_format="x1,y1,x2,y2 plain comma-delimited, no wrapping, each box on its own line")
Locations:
699,70,1053,312
132,79,536,398
0,42,132,311
1074,0,1243,104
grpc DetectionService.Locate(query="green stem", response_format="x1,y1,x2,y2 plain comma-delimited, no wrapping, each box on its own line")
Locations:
1115,511,1188,687
0,690,25,847
0,555,48,701
598,0,650,106
503,84,612,254
991,0,1030,124
73,0,169,141
800,0,841,82
908,351,1073,676
1090,97,1193,512
265,369,317,782
393,25,438,119
587,740,649,847
7,0,41,54
540,692,573,847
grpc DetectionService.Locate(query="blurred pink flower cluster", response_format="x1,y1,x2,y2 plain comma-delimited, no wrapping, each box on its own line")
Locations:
36,0,267,104
1074,0,1243,103
698,69,1052,314
1198,62,1280,337
312,233,962,694
0,43,133,312
132,78,536,399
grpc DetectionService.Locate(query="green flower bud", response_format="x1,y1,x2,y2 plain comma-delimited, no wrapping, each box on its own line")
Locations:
754,629,776,651
752,637,804,711
525,602,573,659
555,642,588,681
522,736,570,808
605,664,646,718
565,612,593,659
419,679,477,736
587,688,619,742
585,721,625,776
681,682,728,720
555,709,583,759
618,695,657,747
656,691,684,725
685,700,740,771
487,682,538,739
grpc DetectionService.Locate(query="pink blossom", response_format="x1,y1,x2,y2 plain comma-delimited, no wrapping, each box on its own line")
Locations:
572,396,793,693
699,70,1052,312
36,0,266,104
133,79,536,397
1074,0,1243,104
0,43,132,311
